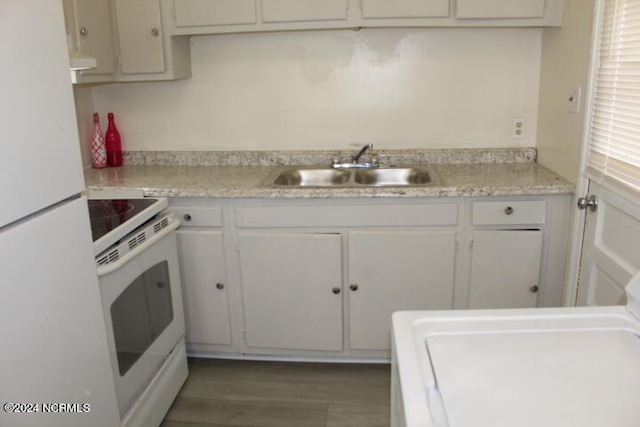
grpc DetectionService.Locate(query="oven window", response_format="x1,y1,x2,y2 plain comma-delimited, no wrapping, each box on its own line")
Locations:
110,261,174,376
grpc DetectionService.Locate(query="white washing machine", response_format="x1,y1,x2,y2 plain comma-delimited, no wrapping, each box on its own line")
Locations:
391,271,640,427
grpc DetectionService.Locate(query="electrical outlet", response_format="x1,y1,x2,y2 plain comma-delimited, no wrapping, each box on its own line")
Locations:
512,118,525,139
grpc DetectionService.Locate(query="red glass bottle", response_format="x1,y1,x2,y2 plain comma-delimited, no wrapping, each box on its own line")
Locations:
105,112,123,167
90,113,107,168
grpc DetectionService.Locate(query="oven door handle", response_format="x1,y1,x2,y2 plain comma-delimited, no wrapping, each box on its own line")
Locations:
96,219,180,277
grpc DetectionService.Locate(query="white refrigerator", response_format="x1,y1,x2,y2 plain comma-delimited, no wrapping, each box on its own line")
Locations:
0,1,120,426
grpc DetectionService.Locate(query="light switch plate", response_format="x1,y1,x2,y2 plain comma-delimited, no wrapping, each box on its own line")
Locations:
568,84,581,114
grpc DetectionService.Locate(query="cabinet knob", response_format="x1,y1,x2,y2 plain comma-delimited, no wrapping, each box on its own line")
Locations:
349,284,359,291
216,282,225,290
332,287,341,295
504,206,514,215
151,28,160,37
79,27,88,36
183,214,192,222
530,285,539,293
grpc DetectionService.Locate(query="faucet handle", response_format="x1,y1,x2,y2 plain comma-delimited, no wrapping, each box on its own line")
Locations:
369,150,379,166
330,152,340,165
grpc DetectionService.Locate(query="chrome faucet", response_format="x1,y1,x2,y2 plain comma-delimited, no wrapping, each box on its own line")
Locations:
352,143,373,164
331,143,379,169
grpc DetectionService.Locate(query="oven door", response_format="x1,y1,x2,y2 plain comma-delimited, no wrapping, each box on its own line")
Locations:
97,223,185,416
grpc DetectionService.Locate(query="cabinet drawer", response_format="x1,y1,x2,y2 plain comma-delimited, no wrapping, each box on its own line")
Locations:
262,0,348,23
174,0,257,27
456,0,545,19
236,203,458,227
167,206,223,227
362,0,450,19
472,200,546,225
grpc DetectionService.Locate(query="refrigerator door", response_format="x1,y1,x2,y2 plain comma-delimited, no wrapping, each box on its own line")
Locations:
0,0,86,228
0,197,120,427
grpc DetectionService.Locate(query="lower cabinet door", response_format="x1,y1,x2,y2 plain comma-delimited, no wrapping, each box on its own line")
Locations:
238,232,343,352
176,229,233,347
468,230,543,309
348,229,456,351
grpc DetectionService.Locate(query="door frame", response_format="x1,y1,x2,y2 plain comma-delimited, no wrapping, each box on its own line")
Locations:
562,0,603,306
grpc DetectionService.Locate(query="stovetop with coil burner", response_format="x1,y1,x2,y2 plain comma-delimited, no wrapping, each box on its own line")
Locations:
88,197,168,255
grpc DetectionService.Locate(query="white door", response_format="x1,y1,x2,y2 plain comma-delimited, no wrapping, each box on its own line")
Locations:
569,0,640,306
468,230,543,309
113,0,165,74
176,229,233,347
238,231,343,352
575,183,640,305
348,229,456,351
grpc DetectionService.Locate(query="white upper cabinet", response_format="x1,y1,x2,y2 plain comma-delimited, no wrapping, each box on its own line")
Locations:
168,0,563,36
261,0,348,23
63,0,116,83
111,0,191,81
456,0,545,19
114,0,166,74
361,0,449,19
173,0,257,27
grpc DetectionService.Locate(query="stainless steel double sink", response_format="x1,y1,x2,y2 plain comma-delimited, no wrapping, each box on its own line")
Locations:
267,165,436,187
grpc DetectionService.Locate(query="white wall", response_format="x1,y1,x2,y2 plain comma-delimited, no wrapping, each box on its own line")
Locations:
92,27,543,152
537,0,595,183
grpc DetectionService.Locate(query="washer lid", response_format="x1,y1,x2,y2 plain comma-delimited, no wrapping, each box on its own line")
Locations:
426,329,640,427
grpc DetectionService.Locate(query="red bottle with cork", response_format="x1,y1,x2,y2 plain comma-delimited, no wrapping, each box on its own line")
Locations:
105,112,123,167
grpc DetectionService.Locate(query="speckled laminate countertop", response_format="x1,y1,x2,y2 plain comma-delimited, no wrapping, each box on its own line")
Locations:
84,149,575,198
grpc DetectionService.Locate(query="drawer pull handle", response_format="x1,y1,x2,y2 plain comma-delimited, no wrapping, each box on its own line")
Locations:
349,284,359,291
530,285,539,293
216,282,225,290
504,206,514,215
151,28,160,37
183,214,192,222
332,287,341,295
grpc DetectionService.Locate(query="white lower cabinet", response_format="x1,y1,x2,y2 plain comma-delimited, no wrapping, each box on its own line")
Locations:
168,202,237,354
348,230,456,350
468,230,542,309
176,229,233,347
238,232,344,352
169,195,570,359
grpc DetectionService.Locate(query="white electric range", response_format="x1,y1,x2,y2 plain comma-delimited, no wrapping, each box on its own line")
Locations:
88,197,188,427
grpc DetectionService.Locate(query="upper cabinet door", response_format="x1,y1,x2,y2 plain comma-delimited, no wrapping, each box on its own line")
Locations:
114,0,165,74
261,0,348,23
456,0,545,19
361,0,449,19
173,0,257,27
72,0,115,78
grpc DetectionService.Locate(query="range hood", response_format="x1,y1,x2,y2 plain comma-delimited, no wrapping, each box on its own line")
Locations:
69,51,97,71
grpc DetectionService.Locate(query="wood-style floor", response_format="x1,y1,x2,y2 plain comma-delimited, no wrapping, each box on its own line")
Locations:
161,357,391,427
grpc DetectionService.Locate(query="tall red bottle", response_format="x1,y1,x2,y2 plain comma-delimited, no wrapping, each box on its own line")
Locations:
105,112,123,167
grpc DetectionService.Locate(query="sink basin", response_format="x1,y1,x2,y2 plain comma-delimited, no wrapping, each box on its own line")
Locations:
269,166,436,187
272,168,351,186
353,168,431,186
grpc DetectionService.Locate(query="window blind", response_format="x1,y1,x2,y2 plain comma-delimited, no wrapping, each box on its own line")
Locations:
587,0,640,192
